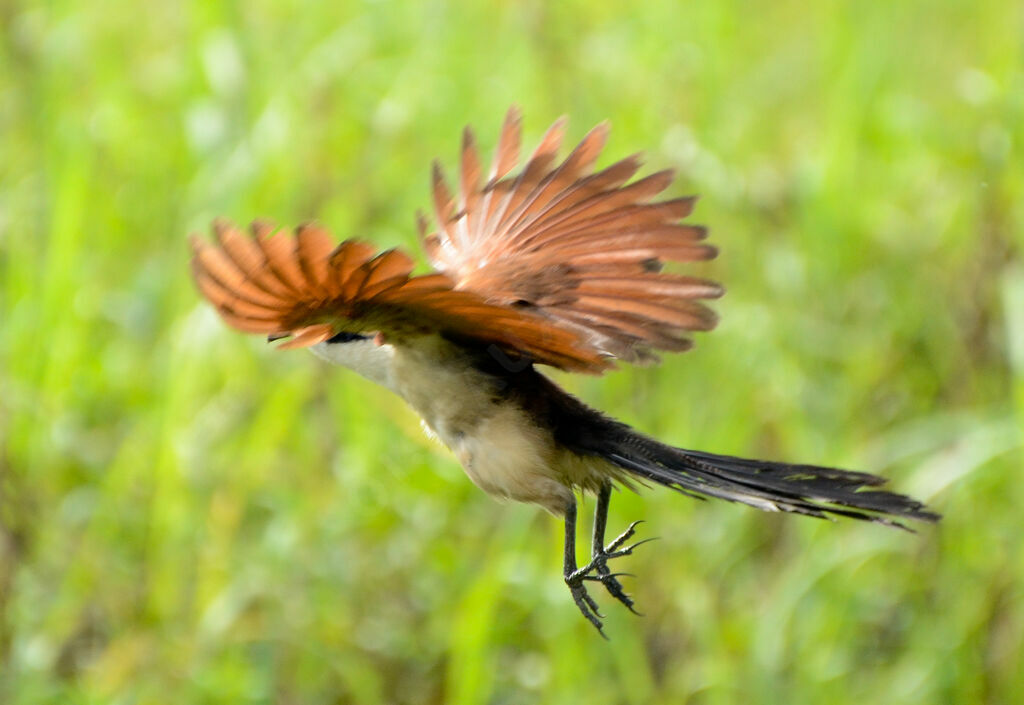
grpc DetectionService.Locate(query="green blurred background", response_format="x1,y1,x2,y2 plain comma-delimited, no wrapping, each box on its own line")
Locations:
1,1,1022,703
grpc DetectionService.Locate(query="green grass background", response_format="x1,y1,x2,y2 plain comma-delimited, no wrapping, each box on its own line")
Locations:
2,1,1022,702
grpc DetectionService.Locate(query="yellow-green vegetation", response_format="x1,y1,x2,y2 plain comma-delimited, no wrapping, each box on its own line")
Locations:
1,1,1022,703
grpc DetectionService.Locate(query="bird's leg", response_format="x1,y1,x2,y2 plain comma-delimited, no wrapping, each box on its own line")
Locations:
564,484,653,633
588,481,643,614
563,498,606,635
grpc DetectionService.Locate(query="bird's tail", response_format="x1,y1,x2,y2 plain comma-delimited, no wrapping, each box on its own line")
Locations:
600,433,940,529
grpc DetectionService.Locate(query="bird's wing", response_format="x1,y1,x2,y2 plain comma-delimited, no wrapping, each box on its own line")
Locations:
419,107,723,364
190,220,610,372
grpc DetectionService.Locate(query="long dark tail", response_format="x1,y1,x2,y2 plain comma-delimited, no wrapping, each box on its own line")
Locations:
528,368,940,529
600,433,940,529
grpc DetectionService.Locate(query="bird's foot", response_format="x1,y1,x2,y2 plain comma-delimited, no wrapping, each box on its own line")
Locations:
564,520,656,635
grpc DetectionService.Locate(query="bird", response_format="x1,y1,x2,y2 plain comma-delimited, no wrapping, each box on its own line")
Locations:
190,107,940,635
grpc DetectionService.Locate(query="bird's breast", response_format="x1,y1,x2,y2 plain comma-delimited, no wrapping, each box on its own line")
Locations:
389,338,579,514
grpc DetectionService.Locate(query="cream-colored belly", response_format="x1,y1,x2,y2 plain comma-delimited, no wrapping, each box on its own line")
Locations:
446,404,576,515
389,339,593,515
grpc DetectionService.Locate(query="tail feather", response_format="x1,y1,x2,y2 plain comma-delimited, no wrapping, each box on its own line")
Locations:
602,435,940,530
527,365,940,529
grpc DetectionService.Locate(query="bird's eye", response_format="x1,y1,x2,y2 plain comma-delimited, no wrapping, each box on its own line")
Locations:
326,331,370,344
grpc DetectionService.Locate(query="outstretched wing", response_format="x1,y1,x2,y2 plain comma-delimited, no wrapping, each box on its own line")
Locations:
190,220,610,372
419,107,724,363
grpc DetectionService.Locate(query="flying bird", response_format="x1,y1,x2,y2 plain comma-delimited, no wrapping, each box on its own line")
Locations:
191,107,940,634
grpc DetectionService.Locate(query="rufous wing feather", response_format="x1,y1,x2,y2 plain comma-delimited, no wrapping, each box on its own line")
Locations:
418,107,724,365
191,221,613,373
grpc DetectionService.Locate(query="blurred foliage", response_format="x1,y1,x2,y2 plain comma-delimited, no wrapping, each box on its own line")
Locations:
1,0,1022,703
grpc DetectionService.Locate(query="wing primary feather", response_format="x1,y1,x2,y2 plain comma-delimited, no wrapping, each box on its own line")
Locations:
216,307,284,334
382,273,455,299
431,160,457,246
192,268,280,321
521,180,690,247
577,275,724,300
491,105,522,181
328,240,377,286
480,115,567,248
416,209,429,239
255,226,308,293
212,220,291,300
498,121,611,244
296,223,335,291
473,107,523,253
498,155,645,245
574,294,719,331
191,238,283,308
248,220,304,295
357,250,416,298
519,198,699,251
460,126,482,243
567,247,717,269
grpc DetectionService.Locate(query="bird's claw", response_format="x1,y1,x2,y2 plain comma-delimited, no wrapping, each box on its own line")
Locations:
566,520,655,630
567,579,607,638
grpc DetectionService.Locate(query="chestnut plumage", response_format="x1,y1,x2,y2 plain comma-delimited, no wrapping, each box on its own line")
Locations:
191,108,938,636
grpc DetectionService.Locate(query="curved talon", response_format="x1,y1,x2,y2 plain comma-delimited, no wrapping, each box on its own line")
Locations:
583,571,635,582
620,600,643,617
570,585,605,635
569,584,608,638
573,520,651,618
596,572,638,612
604,520,644,552
605,576,642,616
607,536,660,559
